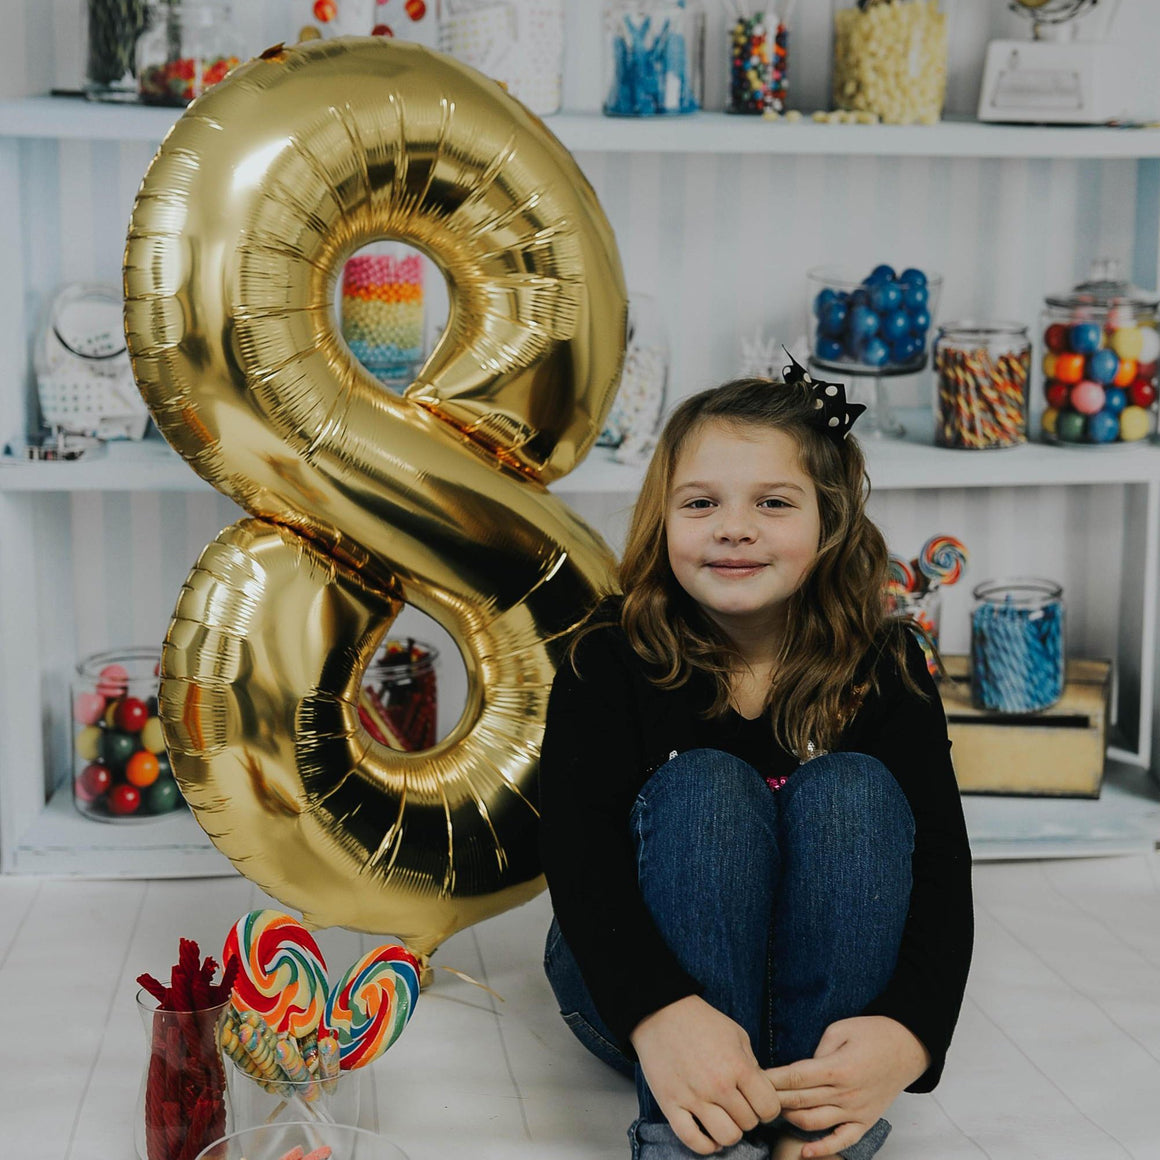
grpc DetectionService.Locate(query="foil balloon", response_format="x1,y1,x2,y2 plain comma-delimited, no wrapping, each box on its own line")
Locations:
123,38,626,957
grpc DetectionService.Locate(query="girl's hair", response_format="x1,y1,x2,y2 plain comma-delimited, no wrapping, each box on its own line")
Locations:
574,375,920,757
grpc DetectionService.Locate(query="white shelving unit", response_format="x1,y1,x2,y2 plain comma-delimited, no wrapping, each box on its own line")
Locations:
3,94,1160,877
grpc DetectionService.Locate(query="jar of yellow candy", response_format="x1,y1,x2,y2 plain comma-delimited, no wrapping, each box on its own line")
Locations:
832,0,947,125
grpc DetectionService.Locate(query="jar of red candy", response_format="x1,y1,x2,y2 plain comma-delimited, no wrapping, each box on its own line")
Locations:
71,648,185,822
135,2,242,106
1041,260,1160,445
725,5,789,116
359,639,439,751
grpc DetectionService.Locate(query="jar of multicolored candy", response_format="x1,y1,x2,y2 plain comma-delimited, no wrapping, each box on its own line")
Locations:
135,2,242,106
359,639,439,751
603,0,705,116
1040,261,1160,445
725,5,789,115
71,648,184,822
971,579,1064,714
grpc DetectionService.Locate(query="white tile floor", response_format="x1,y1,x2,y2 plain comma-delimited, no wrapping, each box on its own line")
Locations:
7,853,1160,1160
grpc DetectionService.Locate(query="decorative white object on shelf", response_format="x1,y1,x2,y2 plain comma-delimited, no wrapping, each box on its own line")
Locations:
598,291,668,455
34,283,149,441
738,329,788,381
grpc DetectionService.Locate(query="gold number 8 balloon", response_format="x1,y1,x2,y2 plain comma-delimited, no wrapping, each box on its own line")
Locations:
123,39,625,961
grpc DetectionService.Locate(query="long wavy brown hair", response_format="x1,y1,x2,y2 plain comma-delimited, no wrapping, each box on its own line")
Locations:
574,376,921,757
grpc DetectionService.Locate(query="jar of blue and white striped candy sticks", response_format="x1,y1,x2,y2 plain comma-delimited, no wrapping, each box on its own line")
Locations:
603,0,705,116
970,578,1065,714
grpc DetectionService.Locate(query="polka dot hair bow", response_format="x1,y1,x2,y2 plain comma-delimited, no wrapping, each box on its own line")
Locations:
781,349,866,444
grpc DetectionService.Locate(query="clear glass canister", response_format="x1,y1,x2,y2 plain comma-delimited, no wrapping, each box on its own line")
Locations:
597,292,669,456
72,648,184,821
970,578,1065,714
136,2,243,106
603,0,705,116
726,5,789,115
1040,260,1160,446
85,0,149,101
440,0,566,117
832,0,947,125
359,639,439,751
933,322,1030,449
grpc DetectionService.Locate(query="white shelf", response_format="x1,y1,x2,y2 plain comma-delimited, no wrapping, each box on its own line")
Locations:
5,96,1160,158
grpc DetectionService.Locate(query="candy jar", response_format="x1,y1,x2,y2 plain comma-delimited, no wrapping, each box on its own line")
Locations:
603,0,705,116
84,0,149,101
597,292,669,456
135,2,243,106
71,648,185,822
831,0,947,125
971,578,1065,713
933,322,1031,449
360,639,439,750
1040,260,1160,445
725,5,790,115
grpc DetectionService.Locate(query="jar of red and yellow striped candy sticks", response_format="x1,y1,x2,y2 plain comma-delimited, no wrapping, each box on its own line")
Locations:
359,639,439,751
933,322,1030,450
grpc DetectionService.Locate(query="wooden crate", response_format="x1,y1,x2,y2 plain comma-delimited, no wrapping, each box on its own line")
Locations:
939,655,1111,798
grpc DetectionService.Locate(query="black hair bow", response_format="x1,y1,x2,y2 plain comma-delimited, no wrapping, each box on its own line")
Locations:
782,349,866,444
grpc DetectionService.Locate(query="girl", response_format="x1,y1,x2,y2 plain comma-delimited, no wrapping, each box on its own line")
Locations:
538,363,973,1160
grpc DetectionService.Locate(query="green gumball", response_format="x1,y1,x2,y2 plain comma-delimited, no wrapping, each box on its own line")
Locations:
155,749,172,778
1057,410,1087,443
144,777,181,814
101,730,137,771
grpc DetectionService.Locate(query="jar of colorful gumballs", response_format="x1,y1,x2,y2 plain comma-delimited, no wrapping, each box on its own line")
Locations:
135,2,242,106
1040,261,1160,446
724,3,790,116
808,264,942,374
885,534,968,676
359,639,439,751
71,648,184,821
971,578,1064,713
603,0,705,116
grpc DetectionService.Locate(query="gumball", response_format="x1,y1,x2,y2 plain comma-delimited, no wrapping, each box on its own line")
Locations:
405,0,427,18
1054,352,1085,384
901,282,928,311
76,725,103,762
96,663,129,697
1104,387,1128,415
813,287,839,316
866,264,896,284
869,282,903,314
1120,405,1151,441
313,0,336,21
1042,353,1058,380
1088,410,1120,444
141,716,166,754
819,300,847,338
1041,406,1059,436
115,697,149,733
882,309,910,342
848,305,879,340
77,762,112,803
1069,380,1105,415
372,23,394,35
909,308,931,335
145,778,181,814
848,287,870,309
101,730,137,771
815,337,843,362
1136,361,1157,381
1044,323,1069,354
126,750,160,788
1110,326,1144,361
1129,377,1157,408
1068,322,1102,354
109,783,142,816
1087,348,1119,385
1057,410,1087,442
890,335,920,365
1112,358,1137,387
156,750,173,778
1044,380,1069,410
103,699,122,728
899,267,926,287
1138,326,1160,364
73,692,105,726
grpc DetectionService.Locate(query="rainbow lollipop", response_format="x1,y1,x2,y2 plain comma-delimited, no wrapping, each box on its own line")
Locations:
223,910,329,1039
322,943,421,1071
917,534,968,590
887,553,917,595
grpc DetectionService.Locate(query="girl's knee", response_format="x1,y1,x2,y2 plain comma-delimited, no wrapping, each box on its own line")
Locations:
782,752,914,839
638,747,768,809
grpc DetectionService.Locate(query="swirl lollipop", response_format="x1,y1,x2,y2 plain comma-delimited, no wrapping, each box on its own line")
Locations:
223,910,329,1038
918,534,968,590
322,943,421,1071
887,553,917,595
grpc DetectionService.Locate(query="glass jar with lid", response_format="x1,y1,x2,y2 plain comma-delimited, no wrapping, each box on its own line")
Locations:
725,5,789,116
933,322,1031,449
1041,259,1160,445
597,292,669,457
603,0,705,117
84,0,149,101
135,2,244,106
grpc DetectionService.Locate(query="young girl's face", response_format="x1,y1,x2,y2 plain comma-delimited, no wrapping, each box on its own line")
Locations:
665,419,822,645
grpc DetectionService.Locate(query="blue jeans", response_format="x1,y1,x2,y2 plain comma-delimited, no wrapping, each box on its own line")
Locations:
544,749,915,1160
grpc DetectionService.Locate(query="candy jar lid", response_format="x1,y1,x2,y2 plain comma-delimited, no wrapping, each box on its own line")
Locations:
1045,258,1159,311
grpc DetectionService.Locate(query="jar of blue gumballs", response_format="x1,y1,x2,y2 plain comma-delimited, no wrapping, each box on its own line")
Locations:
807,264,942,376
603,0,705,117
970,578,1065,714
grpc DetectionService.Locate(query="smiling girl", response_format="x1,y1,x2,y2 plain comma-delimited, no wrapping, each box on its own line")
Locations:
538,366,973,1160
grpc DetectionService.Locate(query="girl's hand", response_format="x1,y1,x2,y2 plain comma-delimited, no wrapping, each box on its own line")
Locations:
764,1016,931,1159
630,995,782,1155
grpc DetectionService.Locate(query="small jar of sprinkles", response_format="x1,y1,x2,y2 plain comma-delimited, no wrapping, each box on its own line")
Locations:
970,578,1065,714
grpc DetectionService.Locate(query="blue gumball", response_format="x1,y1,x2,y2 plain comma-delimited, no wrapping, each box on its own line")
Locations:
848,305,880,340
901,282,928,311
1087,347,1119,385
869,282,903,314
892,335,921,365
866,264,896,284
1088,410,1120,443
1069,322,1101,354
899,267,927,288
813,287,839,317
848,287,870,308
860,337,889,368
815,336,843,362
819,300,848,338
882,309,910,343
909,308,931,336
1104,386,1128,415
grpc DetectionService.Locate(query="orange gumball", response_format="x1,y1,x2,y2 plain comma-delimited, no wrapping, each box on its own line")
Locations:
1054,352,1086,384
1113,358,1137,387
126,749,160,788
313,0,336,22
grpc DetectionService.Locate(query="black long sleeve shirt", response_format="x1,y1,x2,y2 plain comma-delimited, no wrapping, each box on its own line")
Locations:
538,601,973,1093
